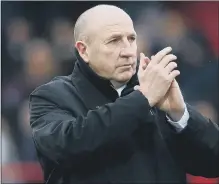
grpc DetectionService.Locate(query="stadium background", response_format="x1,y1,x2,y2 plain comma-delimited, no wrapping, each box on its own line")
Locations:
1,1,218,183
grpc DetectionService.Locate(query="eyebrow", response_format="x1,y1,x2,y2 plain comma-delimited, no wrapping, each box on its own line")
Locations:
108,32,137,40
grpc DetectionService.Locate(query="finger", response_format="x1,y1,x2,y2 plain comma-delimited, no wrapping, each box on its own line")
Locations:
151,55,155,60
165,62,177,74
168,70,180,81
134,85,140,90
138,52,146,73
139,52,150,71
142,57,150,70
160,54,177,68
171,79,179,88
152,47,172,64
145,57,150,65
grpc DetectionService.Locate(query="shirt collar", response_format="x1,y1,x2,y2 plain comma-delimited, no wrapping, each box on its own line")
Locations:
116,85,127,96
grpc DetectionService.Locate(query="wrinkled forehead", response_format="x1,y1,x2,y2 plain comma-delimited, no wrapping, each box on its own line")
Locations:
88,13,136,41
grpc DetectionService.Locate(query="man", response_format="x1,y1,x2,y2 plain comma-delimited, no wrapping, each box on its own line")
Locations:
29,5,219,184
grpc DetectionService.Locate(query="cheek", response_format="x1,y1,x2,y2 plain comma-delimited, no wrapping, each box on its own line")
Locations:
132,43,138,56
90,47,116,76
103,47,119,67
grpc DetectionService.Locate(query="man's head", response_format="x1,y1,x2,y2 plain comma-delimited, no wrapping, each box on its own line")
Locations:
74,5,137,86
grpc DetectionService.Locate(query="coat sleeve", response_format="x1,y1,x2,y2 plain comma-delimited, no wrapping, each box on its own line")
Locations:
30,87,153,165
168,103,219,178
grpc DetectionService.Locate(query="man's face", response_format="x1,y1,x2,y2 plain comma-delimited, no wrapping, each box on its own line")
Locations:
86,15,137,83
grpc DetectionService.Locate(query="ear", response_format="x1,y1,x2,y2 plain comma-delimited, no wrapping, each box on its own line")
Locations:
75,41,89,63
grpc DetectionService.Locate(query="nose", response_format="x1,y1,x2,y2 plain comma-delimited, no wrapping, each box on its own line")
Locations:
120,47,136,58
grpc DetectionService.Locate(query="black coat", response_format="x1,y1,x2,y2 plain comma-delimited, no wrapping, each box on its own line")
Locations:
29,54,219,184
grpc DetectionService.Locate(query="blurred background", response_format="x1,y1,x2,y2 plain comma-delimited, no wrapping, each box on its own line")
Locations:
1,1,218,183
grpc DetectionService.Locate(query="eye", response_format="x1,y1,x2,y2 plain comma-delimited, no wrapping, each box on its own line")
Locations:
110,38,120,43
128,36,136,42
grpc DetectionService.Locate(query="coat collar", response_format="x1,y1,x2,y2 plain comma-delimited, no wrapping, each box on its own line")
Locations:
71,49,139,109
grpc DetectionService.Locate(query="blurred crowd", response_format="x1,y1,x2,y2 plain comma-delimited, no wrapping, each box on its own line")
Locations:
1,1,218,183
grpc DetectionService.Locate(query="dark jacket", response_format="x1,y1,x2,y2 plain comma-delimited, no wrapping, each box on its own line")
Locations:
29,52,219,184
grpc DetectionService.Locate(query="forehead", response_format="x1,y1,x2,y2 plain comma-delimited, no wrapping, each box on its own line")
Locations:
104,23,136,37
90,15,136,40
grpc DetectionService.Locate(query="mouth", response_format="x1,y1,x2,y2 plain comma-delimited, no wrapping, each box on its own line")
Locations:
120,65,132,69
118,65,134,72
120,63,134,67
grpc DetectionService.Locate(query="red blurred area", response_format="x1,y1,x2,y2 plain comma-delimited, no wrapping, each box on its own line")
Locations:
2,162,219,183
187,174,219,184
176,2,219,57
2,162,44,183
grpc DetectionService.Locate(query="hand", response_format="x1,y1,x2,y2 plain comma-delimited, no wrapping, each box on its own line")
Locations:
148,54,185,120
157,79,185,121
143,54,185,121
135,47,180,107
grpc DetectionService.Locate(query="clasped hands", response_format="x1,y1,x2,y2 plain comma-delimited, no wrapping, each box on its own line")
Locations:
135,47,185,121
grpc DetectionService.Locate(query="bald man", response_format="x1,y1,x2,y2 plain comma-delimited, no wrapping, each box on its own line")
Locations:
29,5,219,184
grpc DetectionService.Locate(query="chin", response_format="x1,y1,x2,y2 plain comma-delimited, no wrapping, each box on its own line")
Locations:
116,71,134,83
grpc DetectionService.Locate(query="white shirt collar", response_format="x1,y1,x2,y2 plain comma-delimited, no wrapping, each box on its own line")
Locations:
116,85,126,97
